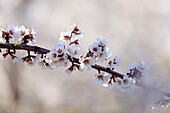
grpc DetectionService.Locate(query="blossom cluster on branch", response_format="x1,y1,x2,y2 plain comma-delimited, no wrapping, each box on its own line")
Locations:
0,24,170,111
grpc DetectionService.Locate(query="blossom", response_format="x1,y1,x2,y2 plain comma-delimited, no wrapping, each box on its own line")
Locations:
54,55,69,67
8,25,26,44
20,26,37,45
107,56,120,69
121,75,136,88
18,25,29,36
54,41,67,56
28,27,37,44
46,50,69,68
68,23,81,35
59,31,71,42
46,41,69,68
59,24,82,46
6,24,18,35
46,49,58,61
80,57,96,70
96,38,107,48
0,30,5,43
69,34,82,49
34,54,52,69
0,29,13,43
126,60,146,79
97,48,112,62
67,44,78,57
87,38,111,62
46,41,67,61
0,25,37,44
88,42,102,57
114,75,136,90
94,72,111,86
102,76,114,88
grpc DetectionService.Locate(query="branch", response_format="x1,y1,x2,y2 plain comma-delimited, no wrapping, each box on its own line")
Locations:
0,43,50,54
0,43,170,97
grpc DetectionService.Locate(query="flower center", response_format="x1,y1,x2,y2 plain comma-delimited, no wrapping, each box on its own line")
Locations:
57,49,62,53
93,47,97,52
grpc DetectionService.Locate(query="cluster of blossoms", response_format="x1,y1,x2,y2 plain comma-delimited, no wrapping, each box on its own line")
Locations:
94,61,145,90
0,24,37,44
0,24,83,69
80,38,111,70
78,35,145,90
0,24,37,65
0,24,169,112
0,24,144,89
46,24,83,73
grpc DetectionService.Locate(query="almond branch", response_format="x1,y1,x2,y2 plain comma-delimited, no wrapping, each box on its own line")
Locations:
0,43,170,97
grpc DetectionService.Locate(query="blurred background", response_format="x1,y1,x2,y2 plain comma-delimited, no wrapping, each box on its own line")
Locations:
0,0,170,113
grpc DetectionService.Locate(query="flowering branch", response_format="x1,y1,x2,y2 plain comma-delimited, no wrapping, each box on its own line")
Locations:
0,24,170,111
0,43,169,95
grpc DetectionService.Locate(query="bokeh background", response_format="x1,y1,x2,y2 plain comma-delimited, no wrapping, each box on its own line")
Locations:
0,0,170,113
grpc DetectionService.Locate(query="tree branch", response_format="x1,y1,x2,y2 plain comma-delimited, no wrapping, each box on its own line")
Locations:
0,43,50,54
0,43,170,97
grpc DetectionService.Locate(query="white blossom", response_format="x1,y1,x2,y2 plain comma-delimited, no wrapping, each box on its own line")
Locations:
121,75,136,88
126,60,146,79
114,75,136,90
35,54,51,69
67,45,78,57
6,24,19,36
80,57,96,70
59,31,71,42
54,41,67,55
28,27,37,44
46,49,58,61
97,48,112,62
107,56,120,69
88,42,102,57
47,50,69,68
0,30,5,43
70,34,82,49
47,41,69,68
55,55,69,67
59,24,82,46
68,23,78,33
0,25,37,44
96,38,107,47
94,72,111,86
18,25,29,36
88,38,111,62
